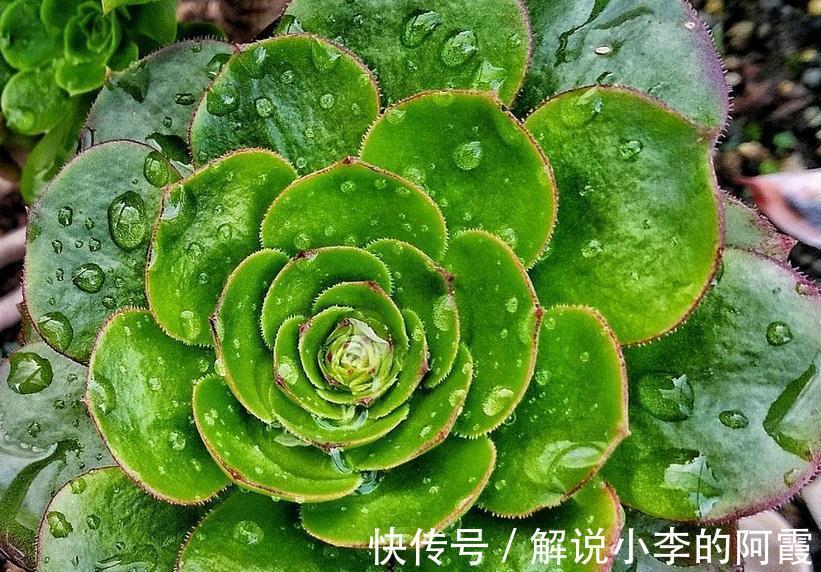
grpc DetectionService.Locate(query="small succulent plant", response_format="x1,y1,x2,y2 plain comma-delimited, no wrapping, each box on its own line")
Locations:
0,0,177,201
2,1,820,570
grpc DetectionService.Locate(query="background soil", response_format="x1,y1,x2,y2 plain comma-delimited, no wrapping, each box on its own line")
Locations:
1,0,820,570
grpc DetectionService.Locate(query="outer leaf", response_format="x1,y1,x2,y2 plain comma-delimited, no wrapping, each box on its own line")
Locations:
361,91,556,267
604,249,821,522
132,0,177,46
516,0,729,132
212,249,288,423
1,67,68,134
0,343,111,569
25,141,177,362
87,309,230,503
407,480,622,571
0,0,58,70
526,86,721,344
102,0,153,14
723,193,795,260
282,0,531,105
146,149,297,346
177,491,379,571
301,436,496,547
37,467,201,571
261,158,448,261
480,306,627,516
40,0,83,32
85,39,236,171
55,59,107,96
193,375,363,502
445,230,541,437
190,35,380,174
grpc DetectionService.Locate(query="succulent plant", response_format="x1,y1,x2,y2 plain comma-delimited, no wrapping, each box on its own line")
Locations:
0,0,177,201
2,1,819,570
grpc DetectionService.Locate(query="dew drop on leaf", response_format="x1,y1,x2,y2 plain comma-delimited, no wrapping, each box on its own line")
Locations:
46,511,73,538
233,520,264,545
766,321,793,346
143,151,170,188
108,191,148,251
482,385,514,416
6,351,53,394
441,30,478,67
37,312,74,351
254,96,275,118
718,409,749,429
452,140,483,171
57,206,73,227
401,10,442,48
206,83,239,116
636,373,694,422
71,263,105,293
618,140,644,161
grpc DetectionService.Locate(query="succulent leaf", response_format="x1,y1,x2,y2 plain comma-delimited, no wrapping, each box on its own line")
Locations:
37,467,201,571
192,375,364,502
189,35,380,174
361,90,557,267
480,306,628,516
723,193,796,259
516,0,730,131
176,491,379,571
88,309,230,503
281,0,531,105
0,342,111,567
604,248,821,521
445,230,540,437
526,86,721,344
146,149,297,346
25,140,178,362
1,65,67,134
261,159,448,260
0,0,59,71
301,435,496,547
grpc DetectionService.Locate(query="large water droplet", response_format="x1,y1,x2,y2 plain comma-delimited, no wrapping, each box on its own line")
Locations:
58,206,73,227
441,30,478,67
472,60,506,92
38,312,74,351
179,310,201,340
766,321,793,346
401,10,442,48
319,93,336,109
233,520,264,545
452,140,483,171
174,93,196,105
294,233,311,251
206,83,239,116
559,88,603,128
254,96,275,118
168,430,187,451
86,514,101,530
763,363,818,460
482,386,514,416
108,191,148,251
432,295,456,331
144,152,170,188
241,45,268,78
6,351,53,394
718,409,749,429
72,263,105,293
663,452,721,518
91,373,117,415
618,140,643,161
310,40,341,72
46,511,73,538
637,373,694,422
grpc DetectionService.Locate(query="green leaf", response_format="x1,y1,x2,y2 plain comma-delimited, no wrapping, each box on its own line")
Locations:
63,4,120,64
37,467,201,571
102,0,154,15
177,491,379,572
40,0,84,32
723,193,795,259
526,86,721,344
0,0,59,70
367,239,459,387
413,480,621,571
146,149,297,346
0,343,111,568
444,230,540,437
20,94,91,204
131,0,177,46
260,246,392,347
282,0,531,105
107,37,139,71
193,375,364,502
301,435,496,547
361,91,556,267
1,67,69,134
85,39,236,171
88,309,230,503
261,158,448,260
516,0,729,131
480,306,628,516
213,250,289,423
347,342,472,470
189,35,379,174
604,248,821,521
24,141,177,362
55,59,107,95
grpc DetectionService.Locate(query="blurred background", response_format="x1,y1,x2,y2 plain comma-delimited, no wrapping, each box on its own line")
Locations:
0,0,819,570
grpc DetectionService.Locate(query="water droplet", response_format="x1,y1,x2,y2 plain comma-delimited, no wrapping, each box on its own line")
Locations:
233,520,264,545
70,477,86,494
505,297,519,313
340,180,356,194
242,45,268,78
174,93,196,105
51,240,63,254
58,206,73,227
581,239,603,258
534,369,550,386
90,373,117,415
86,514,101,530
294,233,311,251
637,373,694,422
206,83,239,116
7,351,53,394
46,511,73,538
310,40,341,72
618,140,644,161
594,45,612,55
108,191,148,251
719,409,749,429
783,468,801,487
144,152,170,188
179,310,201,340
319,93,336,109
685,21,697,30
560,88,604,128
102,295,117,309
472,60,507,92
441,30,478,67
766,321,793,346
385,108,406,125
38,312,74,351
432,295,456,331
482,386,514,416
401,10,442,47
162,116,173,128
254,97,275,118
27,421,41,437
452,140,483,171
663,453,721,518
168,430,187,450
147,377,161,391
89,238,101,252
72,263,105,293
448,388,467,406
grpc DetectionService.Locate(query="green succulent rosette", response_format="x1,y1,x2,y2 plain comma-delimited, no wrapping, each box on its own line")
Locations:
1,1,819,570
